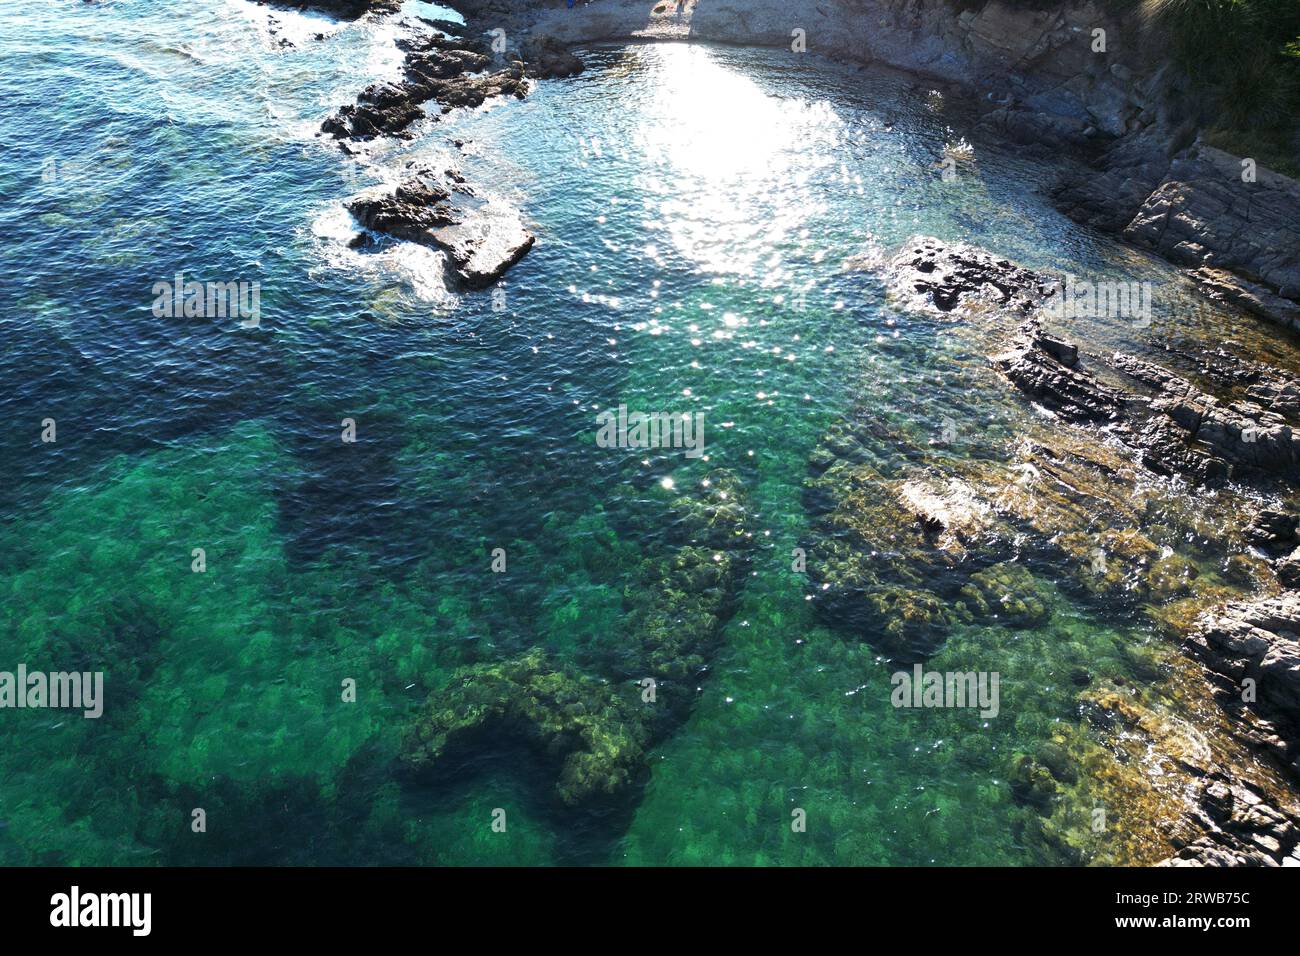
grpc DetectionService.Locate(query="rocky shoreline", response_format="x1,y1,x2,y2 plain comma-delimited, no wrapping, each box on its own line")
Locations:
303,0,1300,322
807,236,1300,864
442,0,1300,329
285,0,1300,863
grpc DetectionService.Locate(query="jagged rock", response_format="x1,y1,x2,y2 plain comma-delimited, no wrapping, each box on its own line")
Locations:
322,30,524,142
1054,135,1300,327
1113,352,1300,476
991,318,1124,424
348,172,535,289
1161,773,1300,867
1185,592,1300,774
1123,145,1300,315
1245,510,1299,554
265,0,399,20
882,236,1057,316
429,202,536,290
1278,548,1300,591
989,318,1298,482
348,174,456,241
1189,267,1300,333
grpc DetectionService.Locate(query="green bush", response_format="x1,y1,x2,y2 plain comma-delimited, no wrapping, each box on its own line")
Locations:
1140,0,1300,134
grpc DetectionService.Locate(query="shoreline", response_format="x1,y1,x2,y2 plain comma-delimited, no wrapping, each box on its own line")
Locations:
305,0,1300,866
443,0,1300,332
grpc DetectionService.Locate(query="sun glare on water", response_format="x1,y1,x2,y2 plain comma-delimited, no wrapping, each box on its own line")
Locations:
633,44,843,275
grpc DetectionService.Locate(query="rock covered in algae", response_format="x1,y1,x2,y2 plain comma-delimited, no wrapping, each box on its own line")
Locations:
401,648,652,806
958,561,1050,627
401,469,752,806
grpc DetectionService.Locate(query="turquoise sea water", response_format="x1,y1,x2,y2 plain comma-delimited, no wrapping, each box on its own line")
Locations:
2,0,1297,865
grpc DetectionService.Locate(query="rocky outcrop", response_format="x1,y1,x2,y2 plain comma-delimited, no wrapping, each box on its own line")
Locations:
881,237,1057,316
348,169,536,288
983,308,1300,483
1162,773,1300,867
520,33,584,79
1184,593,1300,779
322,33,526,141
991,317,1124,425
1054,139,1300,330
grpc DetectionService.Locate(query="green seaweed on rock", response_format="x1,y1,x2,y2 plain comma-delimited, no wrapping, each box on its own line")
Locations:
400,468,754,808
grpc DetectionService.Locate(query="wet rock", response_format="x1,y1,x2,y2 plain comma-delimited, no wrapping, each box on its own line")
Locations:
265,0,399,19
1245,509,1298,554
520,34,584,79
896,475,990,549
428,201,536,290
347,171,535,289
1278,548,1300,591
322,31,525,142
1114,352,1300,476
348,174,456,242
991,319,1124,424
1161,774,1300,867
1185,592,1300,774
989,318,1298,483
1188,267,1300,334
882,236,1056,316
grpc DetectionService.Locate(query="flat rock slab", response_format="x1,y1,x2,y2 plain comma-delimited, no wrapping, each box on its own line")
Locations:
430,200,535,289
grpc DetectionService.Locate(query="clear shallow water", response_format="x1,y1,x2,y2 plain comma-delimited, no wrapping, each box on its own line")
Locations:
2,0,1297,865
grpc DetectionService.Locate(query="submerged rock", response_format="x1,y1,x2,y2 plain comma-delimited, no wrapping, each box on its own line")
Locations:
401,648,652,807
401,470,752,807
959,561,1050,627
